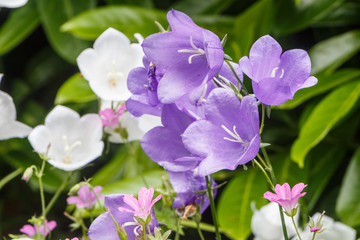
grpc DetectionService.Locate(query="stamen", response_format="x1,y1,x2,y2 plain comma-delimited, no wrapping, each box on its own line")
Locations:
221,124,245,143
62,135,82,164
106,61,124,88
271,67,285,78
197,84,208,105
177,36,206,64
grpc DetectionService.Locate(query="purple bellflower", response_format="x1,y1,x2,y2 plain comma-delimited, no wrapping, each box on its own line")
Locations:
141,104,202,172
183,88,260,176
142,10,224,104
126,57,163,117
88,193,159,240
168,171,216,214
67,185,104,209
240,35,317,106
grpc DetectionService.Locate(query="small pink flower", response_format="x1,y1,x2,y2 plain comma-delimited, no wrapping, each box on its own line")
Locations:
310,226,322,232
118,187,161,220
99,105,126,128
65,238,79,240
67,185,104,209
264,182,307,216
20,220,57,237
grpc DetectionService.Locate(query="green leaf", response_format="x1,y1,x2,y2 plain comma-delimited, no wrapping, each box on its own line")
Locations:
273,0,345,35
55,73,96,105
61,6,167,40
279,69,360,109
309,30,360,75
101,170,165,195
172,0,236,15
232,0,273,58
35,0,95,63
291,80,360,167
217,169,268,240
336,148,360,227
105,0,154,8
314,2,360,27
0,0,39,55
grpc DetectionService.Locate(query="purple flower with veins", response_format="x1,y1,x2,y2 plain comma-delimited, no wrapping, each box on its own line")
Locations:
88,194,159,240
67,185,104,209
141,104,202,172
169,171,216,214
126,57,163,117
142,9,224,104
240,35,318,106
182,88,260,176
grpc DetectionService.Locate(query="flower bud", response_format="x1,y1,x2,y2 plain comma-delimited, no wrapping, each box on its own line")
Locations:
22,166,34,182
117,225,127,240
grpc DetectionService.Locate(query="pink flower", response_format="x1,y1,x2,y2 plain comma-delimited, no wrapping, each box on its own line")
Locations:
310,226,322,232
264,182,307,216
65,238,79,240
118,187,161,220
99,105,126,128
20,220,57,237
67,185,104,209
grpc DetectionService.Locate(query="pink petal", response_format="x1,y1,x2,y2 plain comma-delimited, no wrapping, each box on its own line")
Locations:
123,194,140,211
67,196,82,205
275,183,291,199
138,187,154,208
77,185,92,201
20,224,36,237
118,206,135,214
291,183,307,197
263,191,279,202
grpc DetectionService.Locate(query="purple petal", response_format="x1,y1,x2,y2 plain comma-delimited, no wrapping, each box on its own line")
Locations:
126,95,162,117
202,30,224,79
253,76,292,105
161,104,194,133
127,67,148,94
167,10,203,37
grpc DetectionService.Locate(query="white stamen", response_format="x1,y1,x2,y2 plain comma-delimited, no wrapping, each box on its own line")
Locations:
221,124,245,143
62,135,82,163
106,61,124,88
271,67,285,78
177,36,206,64
197,84,208,104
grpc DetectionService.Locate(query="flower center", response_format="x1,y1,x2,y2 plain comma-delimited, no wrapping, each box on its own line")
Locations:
106,61,124,88
271,67,285,78
178,36,206,64
62,135,82,164
221,124,245,144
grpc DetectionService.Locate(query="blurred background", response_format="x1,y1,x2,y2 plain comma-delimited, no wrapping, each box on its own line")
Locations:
0,0,359,239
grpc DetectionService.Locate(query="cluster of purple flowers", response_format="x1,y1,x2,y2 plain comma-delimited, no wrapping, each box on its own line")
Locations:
126,9,316,214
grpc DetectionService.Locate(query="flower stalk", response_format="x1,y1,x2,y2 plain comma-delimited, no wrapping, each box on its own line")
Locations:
206,175,221,240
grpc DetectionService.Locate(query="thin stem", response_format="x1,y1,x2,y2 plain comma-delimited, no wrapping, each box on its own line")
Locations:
279,205,289,240
224,60,248,95
253,159,274,189
196,219,205,240
257,153,270,170
259,104,266,134
206,176,221,240
45,172,71,215
175,217,180,240
38,159,47,240
311,232,317,240
0,168,22,190
292,216,302,240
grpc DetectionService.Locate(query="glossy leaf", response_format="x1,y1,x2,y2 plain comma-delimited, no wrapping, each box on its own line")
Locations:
106,0,153,8
0,0,39,55
309,30,360,75
336,148,360,227
218,169,268,240
279,69,360,109
274,0,345,35
172,0,236,15
291,80,360,167
35,0,94,63
60,6,167,40
54,73,96,105
101,170,165,195
315,2,360,27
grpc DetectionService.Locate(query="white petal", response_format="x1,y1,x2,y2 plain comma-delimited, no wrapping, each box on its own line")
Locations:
137,114,161,133
28,125,51,154
0,91,16,120
0,121,32,140
0,0,27,8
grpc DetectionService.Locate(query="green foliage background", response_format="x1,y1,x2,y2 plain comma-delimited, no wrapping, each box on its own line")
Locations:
0,0,359,239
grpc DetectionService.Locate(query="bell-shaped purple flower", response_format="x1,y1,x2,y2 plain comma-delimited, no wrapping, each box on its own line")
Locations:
142,10,224,104
239,35,317,106
126,57,164,117
141,104,202,172
88,194,158,240
169,170,216,213
182,88,260,176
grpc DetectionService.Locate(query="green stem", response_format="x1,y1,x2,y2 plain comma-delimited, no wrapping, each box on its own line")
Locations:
259,104,266,134
38,159,47,240
256,153,270,170
206,176,221,240
45,172,71,215
196,219,205,240
279,205,289,240
0,168,22,190
311,232,317,240
253,159,274,189
175,216,180,240
224,60,248,95
180,220,216,233
292,216,302,240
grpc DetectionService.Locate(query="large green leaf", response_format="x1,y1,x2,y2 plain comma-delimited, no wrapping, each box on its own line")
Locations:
101,170,165,195
291,80,360,167
0,0,39,55
232,0,273,59
218,169,268,240
172,0,236,15
336,148,360,227
309,30,360,75
61,6,167,40
279,69,360,109
35,0,94,63
315,2,360,27
54,73,96,105
273,0,345,35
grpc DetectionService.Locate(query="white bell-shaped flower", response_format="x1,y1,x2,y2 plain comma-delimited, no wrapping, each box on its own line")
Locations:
0,0,27,8
0,90,32,140
28,105,104,171
77,28,144,101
